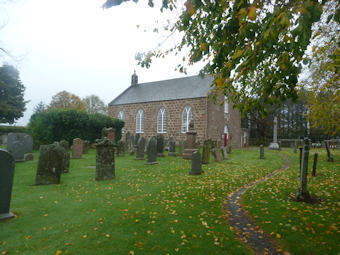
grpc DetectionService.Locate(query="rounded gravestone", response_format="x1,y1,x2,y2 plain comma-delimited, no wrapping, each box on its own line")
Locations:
189,151,203,175
0,149,15,220
146,136,158,165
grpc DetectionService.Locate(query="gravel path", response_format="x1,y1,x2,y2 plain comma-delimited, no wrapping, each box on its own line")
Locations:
225,157,290,255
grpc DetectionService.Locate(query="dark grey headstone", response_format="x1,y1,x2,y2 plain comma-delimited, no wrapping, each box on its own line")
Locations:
10,141,25,162
35,143,65,185
83,140,90,154
221,147,228,160
60,140,69,151
95,138,115,181
168,137,176,156
116,140,126,156
0,149,15,220
135,133,140,146
157,134,165,157
23,134,33,153
146,136,158,165
189,151,203,175
202,139,211,164
260,144,265,159
7,133,25,153
136,136,146,160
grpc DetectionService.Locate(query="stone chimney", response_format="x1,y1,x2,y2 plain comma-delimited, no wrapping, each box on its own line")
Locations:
131,71,138,86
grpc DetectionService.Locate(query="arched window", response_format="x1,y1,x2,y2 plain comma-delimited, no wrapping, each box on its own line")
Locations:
224,96,229,113
157,107,167,133
181,105,193,133
136,109,144,133
117,110,124,120
224,125,229,139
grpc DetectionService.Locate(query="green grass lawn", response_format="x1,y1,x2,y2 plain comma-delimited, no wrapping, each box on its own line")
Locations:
243,148,340,255
0,147,338,255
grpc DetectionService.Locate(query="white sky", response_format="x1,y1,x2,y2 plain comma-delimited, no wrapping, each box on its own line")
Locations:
0,0,203,126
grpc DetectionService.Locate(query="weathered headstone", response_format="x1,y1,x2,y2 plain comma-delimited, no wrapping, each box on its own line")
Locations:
221,147,228,160
189,151,203,175
312,153,318,177
146,136,158,165
107,128,116,141
260,144,265,159
116,140,126,156
168,137,176,156
136,136,146,160
157,134,165,157
125,132,131,151
178,141,184,156
299,147,303,172
212,148,222,162
202,139,211,164
296,138,311,201
227,144,232,154
293,141,297,153
23,134,33,153
0,149,15,220
183,121,198,159
25,153,34,161
95,138,115,181
60,140,70,173
7,133,25,153
72,138,83,159
135,133,140,146
129,135,135,155
325,141,334,162
10,140,25,162
60,140,69,151
35,143,65,185
83,140,90,154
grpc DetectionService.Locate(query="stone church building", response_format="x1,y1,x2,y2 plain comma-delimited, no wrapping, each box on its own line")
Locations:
108,73,248,148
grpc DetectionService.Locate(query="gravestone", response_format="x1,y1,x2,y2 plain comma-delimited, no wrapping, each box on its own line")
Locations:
164,139,169,151
312,153,318,177
157,134,165,157
60,140,69,151
178,141,184,156
59,140,70,173
296,138,311,201
25,153,34,161
72,138,83,159
221,147,228,160
212,148,222,162
107,128,116,141
0,149,15,220
293,141,297,153
136,136,146,160
7,132,25,153
83,140,90,154
116,140,126,156
23,134,33,153
227,144,232,154
35,143,65,185
189,151,203,175
325,141,334,162
202,139,211,164
183,121,198,159
269,116,279,149
146,136,158,165
126,132,131,151
168,137,176,156
260,144,265,159
278,140,282,151
95,138,115,181
135,133,140,146
129,135,135,155
299,147,303,172
10,140,25,162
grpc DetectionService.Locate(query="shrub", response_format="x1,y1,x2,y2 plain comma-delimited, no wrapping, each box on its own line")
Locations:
27,109,124,147
0,125,27,135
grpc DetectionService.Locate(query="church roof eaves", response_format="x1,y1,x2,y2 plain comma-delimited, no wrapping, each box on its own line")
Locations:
109,75,214,106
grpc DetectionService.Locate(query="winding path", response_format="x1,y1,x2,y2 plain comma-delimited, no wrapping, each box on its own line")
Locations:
225,157,290,255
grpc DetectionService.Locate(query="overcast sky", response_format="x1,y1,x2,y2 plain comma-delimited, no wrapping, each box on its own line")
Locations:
0,0,203,126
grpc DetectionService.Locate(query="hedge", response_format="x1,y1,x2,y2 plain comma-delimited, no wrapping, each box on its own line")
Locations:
0,126,27,135
27,109,124,148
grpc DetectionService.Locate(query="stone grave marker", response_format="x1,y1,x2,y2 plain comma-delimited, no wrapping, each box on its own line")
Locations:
60,140,70,173
116,140,126,156
221,147,228,160
0,149,15,220
83,140,90,154
95,138,115,181
202,139,211,164
25,153,34,161
212,147,222,162
10,140,25,162
296,138,311,201
260,144,265,159
72,138,83,159
60,140,69,151
135,133,140,146
178,141,184,156
146,136,158,165
168,137,176,156
293,141,297,153
183,121,198,159
23,134,33,153
312,153,318,177
325,141,334,162
136,136,146,160
189,151,203,175
7,133,25,153
35,143,65,185
157,134,165,157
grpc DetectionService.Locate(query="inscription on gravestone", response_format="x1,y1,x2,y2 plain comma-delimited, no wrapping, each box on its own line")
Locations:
0,149,15,220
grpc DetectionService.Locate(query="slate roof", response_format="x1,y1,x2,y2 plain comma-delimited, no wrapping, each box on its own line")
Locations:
109,75,214,106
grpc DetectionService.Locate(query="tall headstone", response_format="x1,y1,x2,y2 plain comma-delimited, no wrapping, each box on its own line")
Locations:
23,134,33,153
7,133,25,153
136,136,146,160
125,132,131,151
168,137,176,156
269,116,279,149
116,140,126,156
60,140,70,173
95,138,115,181
135,133,140,146
312,153,318,177
0,149,15,220
178,141,184,156
183,121,198,159
189,151,203,175
293,141,297,153
157,134,165,157
296,138,311,201
83,140,90,154
129,135,135,156
35,143,65,185
202,139,211,164
221,147,228,160
260,144,265,159
146,136,158,165
72,138,83,159
325,141,334,162
212,148,222,162
10,141,25,162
